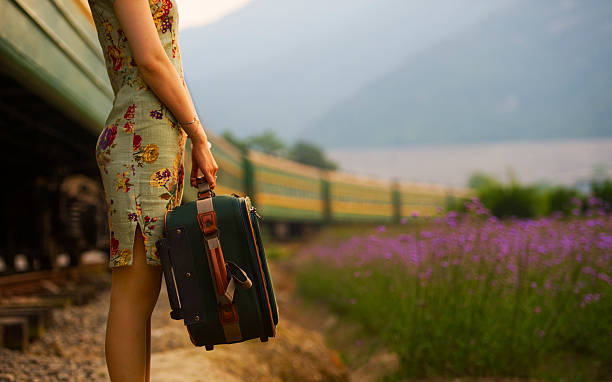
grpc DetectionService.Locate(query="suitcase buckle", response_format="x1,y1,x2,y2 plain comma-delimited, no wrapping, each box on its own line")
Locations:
197,189,215,199
197,211,218,235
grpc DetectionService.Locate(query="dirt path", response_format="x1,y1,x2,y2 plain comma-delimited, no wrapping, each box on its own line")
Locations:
137,260,351,382
0,259,350,382
269,256,401,382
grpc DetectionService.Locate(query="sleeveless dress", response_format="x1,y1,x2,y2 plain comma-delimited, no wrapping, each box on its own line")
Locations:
87,0,188,268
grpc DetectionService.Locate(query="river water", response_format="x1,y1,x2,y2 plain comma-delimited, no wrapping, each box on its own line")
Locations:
327,137,612,190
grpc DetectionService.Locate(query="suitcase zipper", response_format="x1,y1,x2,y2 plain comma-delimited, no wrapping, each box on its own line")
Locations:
239,199,274,336
250,206,263,221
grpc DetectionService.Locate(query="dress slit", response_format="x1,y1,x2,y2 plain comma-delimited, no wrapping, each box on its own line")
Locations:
132,221,143,267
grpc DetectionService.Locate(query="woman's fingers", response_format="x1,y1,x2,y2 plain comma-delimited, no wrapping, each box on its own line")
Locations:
189,156,205,188
190,146,218,189
190,158,199,187
206,162,217,189
208,158,219,189
206,171,216,189
190,165,214,189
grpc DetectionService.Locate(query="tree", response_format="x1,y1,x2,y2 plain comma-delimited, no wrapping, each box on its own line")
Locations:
247,128,286,156
468,171,500,190
220,129,249,154
288,140,338,170
220,128,339,171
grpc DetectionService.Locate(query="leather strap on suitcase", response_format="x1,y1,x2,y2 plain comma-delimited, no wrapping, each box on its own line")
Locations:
195,177,251,342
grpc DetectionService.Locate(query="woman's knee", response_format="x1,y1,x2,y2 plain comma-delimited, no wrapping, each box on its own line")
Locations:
108,223,162,310
109,271,160,319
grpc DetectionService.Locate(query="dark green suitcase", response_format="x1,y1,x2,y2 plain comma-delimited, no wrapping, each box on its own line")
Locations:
155,177,278,350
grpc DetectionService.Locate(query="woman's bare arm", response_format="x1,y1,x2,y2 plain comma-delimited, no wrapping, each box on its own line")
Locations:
112,0,218,188
180,75,199,134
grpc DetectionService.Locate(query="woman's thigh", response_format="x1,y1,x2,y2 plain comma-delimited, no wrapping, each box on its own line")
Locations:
109,223,163,317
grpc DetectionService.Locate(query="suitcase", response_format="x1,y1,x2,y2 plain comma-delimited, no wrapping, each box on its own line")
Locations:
155,177,278,351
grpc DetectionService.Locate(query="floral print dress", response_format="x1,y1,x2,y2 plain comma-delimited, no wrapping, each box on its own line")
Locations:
87,0,187,267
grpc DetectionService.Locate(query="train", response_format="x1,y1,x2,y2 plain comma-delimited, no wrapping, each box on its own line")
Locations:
188,135,474,230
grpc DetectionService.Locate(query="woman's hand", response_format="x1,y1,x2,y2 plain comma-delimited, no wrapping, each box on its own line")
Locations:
190,136,218,189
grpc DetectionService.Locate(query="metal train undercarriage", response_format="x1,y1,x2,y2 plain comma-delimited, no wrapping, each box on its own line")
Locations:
0,68,109,274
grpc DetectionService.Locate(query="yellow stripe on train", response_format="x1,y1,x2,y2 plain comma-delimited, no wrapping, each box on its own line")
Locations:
330,200,394,216
401,204,445,217
254,172,321,191
255,193,324,212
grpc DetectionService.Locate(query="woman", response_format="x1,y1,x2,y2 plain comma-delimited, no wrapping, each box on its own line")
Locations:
86,0,218,380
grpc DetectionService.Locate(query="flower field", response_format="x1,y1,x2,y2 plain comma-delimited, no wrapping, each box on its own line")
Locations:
296,198,612,381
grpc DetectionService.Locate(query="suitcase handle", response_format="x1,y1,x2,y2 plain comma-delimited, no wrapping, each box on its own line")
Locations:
156,238,183,320
196,175,215,199
220,261,253,305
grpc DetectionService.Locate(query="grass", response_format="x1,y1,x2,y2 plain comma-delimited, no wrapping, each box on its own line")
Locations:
295,200,612,381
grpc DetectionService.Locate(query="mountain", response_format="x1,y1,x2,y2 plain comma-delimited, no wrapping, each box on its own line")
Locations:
297,0,612,148
178,0,512,142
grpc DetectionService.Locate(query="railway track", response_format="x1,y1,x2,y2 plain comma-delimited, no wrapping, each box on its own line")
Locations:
0,263,110,351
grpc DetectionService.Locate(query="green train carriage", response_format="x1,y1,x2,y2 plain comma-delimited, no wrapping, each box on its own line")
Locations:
247,150,325,222
326,171,394,223
183,138,475,226
398,181,474,219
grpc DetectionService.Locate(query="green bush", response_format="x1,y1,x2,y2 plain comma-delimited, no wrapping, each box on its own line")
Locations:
454,173,612,219
444,194,470,214
458,172,546,218
545,186,583,216
477,183,544,218
591,178,612,213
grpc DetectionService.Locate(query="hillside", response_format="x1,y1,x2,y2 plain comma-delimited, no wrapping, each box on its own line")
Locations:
299,0,612,147
179,0,612,148
179,0,509,142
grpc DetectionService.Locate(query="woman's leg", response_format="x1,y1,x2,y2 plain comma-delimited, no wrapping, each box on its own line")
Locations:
105,222,162,382
145,314,152,382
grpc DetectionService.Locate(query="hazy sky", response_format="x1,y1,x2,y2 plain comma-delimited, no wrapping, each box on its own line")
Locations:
176,0,252,30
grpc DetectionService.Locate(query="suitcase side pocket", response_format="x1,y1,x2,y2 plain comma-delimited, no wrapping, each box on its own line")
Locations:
166,226,210,327
156,237,183,320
